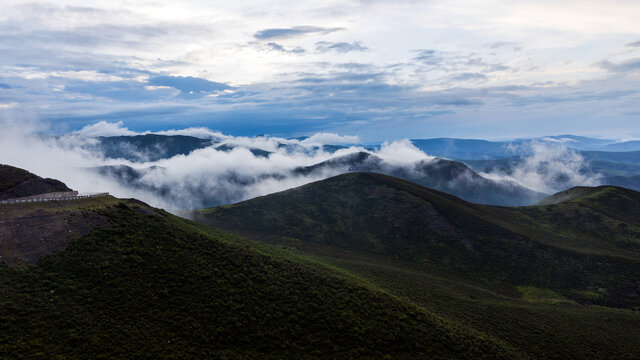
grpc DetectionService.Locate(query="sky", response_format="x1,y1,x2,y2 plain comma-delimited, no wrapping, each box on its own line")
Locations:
0,0,639,142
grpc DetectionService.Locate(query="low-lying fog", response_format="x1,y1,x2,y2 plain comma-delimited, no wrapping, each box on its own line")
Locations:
0,119,603,211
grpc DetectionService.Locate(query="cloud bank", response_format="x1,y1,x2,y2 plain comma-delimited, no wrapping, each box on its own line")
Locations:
1,1,639,141
254,26,344,40
481,142,602,194
0,120,609,212
0,120,410,210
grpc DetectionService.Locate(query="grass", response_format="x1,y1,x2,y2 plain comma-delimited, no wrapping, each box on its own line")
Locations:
516,286,570,303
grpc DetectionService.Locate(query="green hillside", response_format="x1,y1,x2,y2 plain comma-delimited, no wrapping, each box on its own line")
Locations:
0,198,520,359
194,173,640,307
493,185,640,260
192,172,640,358
3,169,640,359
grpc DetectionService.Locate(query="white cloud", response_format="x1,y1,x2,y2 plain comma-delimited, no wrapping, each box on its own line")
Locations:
481,142,602,193
0,102,18,109
0,1,639,141
376,139,434,164
0,119,613,211
155,127,226,139
74,121,141,137
0,120,368,209
539,137,577,143
300,132,360,145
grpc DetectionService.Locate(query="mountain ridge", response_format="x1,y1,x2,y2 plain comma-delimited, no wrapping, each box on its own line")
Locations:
293,151,547,206
0,164,72,200
193,172,640,308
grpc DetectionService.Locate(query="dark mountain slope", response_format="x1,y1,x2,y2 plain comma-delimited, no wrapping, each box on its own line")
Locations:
403,158,545,205
0,164,72,200
91,164,161,190
490,186,640,260
294,152,546,206
192,173,640,358
536,186,606,205
193,173,640,308
0,196,518,358
97,134,214,162
214,143,272,157
293,151,383,175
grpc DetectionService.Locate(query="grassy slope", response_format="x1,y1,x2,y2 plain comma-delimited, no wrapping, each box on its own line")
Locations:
194,173,640,307
192,172,640,358
489,186,640,260
0,199,521,359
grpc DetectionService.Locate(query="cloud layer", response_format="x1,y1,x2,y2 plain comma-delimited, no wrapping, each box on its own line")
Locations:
254,26,344,40
0,120,401,210
0,1,638,140
0,120,608,212
481,142,602,193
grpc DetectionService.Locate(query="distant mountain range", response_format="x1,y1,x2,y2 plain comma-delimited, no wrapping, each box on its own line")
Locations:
87,133,640,163
603,174,640,192
93,134,215,162
600,140,640,152
410,135,640,160
293,151,546,206
91,151,547,208
89,134,357,162
72,133,640,208
461,151,640,191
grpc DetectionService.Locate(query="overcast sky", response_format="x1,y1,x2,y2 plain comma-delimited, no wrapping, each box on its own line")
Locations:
0,0,639,141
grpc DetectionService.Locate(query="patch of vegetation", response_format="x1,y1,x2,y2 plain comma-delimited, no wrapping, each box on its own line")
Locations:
571,290,605,301
516,286,569,303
